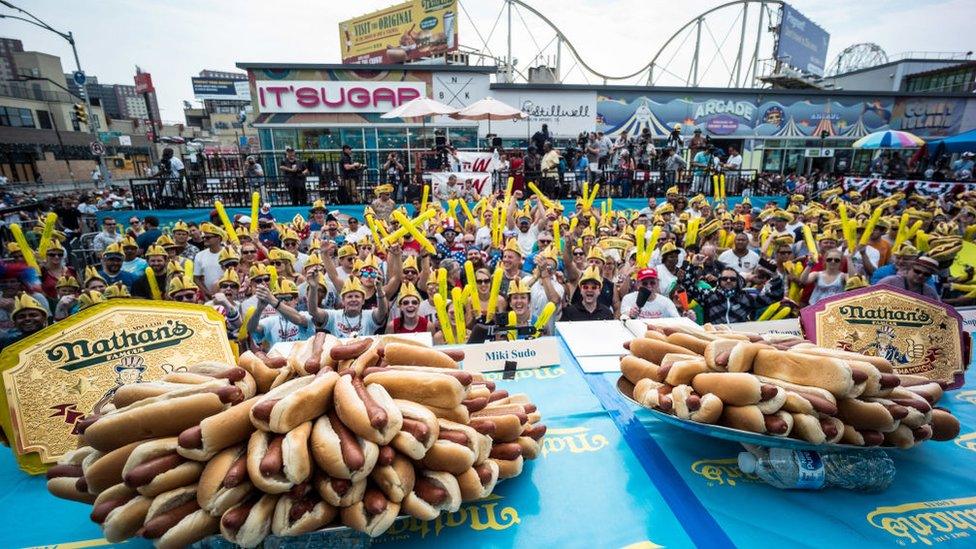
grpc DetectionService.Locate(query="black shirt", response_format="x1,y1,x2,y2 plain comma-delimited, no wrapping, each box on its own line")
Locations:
570,279,614,309
281,157,305,185
560,301,615,321
340,152,359,179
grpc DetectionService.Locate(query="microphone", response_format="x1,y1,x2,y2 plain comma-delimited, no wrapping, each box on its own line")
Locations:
636,287,652,309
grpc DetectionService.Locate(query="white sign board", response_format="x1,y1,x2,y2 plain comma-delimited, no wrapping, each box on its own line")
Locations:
460,337,560,373
725,318,803,338
431,71,491,125
454,151,497,172
255,81,426,114
426,171,494,198
959,307,976,337
118,135,132,147
483,89,596,138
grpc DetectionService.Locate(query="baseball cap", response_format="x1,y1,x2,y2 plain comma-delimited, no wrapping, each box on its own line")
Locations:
914,256,939,273
636,268,659,281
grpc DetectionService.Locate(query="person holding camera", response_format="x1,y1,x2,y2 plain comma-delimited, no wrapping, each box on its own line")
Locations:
244,155,265,195
280,146,309,205
382,152,405,201
340,144,364,203
691,144,717,194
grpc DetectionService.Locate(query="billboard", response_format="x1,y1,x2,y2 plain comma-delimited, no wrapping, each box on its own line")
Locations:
339,0,458,65
890,97,965,137
482,90,596,138
192,77,251,101
776,3,830,75
133,72,154,94
255,80,425,114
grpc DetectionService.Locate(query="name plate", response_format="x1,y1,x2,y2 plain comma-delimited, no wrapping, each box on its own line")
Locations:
799,284,967,389
458,337,560,373
0,300,235,474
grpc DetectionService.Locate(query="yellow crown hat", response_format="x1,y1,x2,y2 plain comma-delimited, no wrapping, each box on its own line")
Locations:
291,214,308,231
218,247,241,264
84,265,105,285
281,228,300,242
503,238,523,256
353,254,381,272
199,222,225,238
102,242,124,257
268,248,296,266
166,260,185,277
121,236,138,249
146,244,168,258
78,290,106,310
56,275,80,289
311,199,327,212
337,244,357,258
507,278,531,295
6,242,21,254
586,246,605,263
660,241,679,256
273,278,299,296
402,255,419,272
12,292,47,317
156,234,177,248
249,263,270,278
173,220,189,233
666,185,679,196
581,227,596,239
579,265,603,286
375,183,394,195
166,274,196,297
340,276,366,297
303,253,323,271
103,283,131,299
397,282,422,304
698,219,723,240
45,239,65,253
235,226,252,240
216,268,240,288
845,275,868,291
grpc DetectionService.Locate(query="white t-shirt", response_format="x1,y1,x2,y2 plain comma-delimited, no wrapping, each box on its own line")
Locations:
254,312,316,346
620,291,680,320
850,245,881,276
294,252,310,273
516,226,539,256
726,154,742,169
193,248,224,291
529,278,564,320
323,309,381,337
475,226,492,250
718,249,760,275
345,226,371,244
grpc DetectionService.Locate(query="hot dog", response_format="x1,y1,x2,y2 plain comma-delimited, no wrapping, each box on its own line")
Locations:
691,372,786,413
91,484,152,543
334,373,403,445
219,492,279,548
314,473,367,507
660,357,710,386
340,487,401,537
633,378,675,413
140,484,219,548
625,337,697,365
196,445,253,517
702,340,768,372
752,376,838,416
789,413,844,444
249,372,339,433
836,398,906,432
246,422,312,494
752,349,855,398
174,362,259,400
789,343,894,373
288,332,338,376
46,446,99,503
840,424,885,447
383,341,459,369
720,406,794,436
454,461,499,501
310,411,379,482
370,451,416,503
421,419,486,475
929,408,961,441
271,482,337,537
82,440,143,495
670,385,724,424
402,470,461,520
122,437,203,497
620,355,665,385
363,369,466,409
329,338,373,370
177,396,258,461
237,350,287,394
391,399,440,460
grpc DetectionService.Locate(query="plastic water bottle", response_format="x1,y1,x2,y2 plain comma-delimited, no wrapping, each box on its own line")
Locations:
738,447,895,492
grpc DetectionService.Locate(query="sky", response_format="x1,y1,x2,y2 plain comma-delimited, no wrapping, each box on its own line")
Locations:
2,0,973,124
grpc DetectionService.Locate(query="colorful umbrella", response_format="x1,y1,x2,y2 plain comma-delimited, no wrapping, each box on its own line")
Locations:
852,130,925,149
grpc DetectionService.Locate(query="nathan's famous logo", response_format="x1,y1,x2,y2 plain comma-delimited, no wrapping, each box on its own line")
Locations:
46,320,194,372
378,494,518,540
484,366,565,382
691,458,760,487
867,496,976,545
541,427,609,458
956,391,976,406
955,432,976,453
838,305,933,327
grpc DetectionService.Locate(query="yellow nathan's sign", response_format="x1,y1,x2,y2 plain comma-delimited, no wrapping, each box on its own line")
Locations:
0,300,235,474
339,0,458,64
800,285,967,388
867,496,976,545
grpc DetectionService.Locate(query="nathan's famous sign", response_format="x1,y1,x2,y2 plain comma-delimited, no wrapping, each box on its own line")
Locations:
0,300,234,473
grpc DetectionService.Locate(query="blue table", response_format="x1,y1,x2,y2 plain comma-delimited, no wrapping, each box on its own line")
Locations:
2,333,974,549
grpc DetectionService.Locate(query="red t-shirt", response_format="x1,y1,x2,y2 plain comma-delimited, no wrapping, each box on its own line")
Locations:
393,315,429,334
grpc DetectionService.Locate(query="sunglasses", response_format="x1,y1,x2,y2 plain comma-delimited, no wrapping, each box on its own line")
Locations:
104,222,116,227
221,261,239,267
463,239,475,244
719,276,737,282
173,292,196,302
219,283,239,290
47,252,64,257
639,279,657,286
252,276,270,283
777,250,792,255
278,295,295,302
538,240,552,245
242,249,257,255
826,258,842,263
130,220,140,224
476,278,490,284
360,270,379,279
273,261,289,267
284,241,298,246
400,299,420,306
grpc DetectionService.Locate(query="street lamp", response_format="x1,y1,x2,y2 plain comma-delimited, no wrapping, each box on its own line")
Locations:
1,0,110,182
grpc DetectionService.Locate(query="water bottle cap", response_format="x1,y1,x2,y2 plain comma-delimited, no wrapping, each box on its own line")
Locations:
738,452,757,474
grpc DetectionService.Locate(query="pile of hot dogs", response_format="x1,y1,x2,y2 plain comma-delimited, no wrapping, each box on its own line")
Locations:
621,326,961,448
46,335,545,548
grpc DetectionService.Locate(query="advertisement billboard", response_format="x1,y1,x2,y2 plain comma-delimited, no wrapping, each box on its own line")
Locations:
890,97,965,137
776,3,830,75
255,80,426,114
482,90,597,138
133,72,154,94
192,77,251,101
339,0,458,65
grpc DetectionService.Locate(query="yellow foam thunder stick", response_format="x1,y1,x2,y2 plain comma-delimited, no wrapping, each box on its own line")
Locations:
464,260,482,316
451,287,467,343
486,266,504,322
36,212,58,256
9,224,39,270
533,302,556,337
420,184,430,212
144,267,162,300
803,225,819,262
213,200,240,244
391,210,436,253
859,206,884,246
507,311,518,341
527,182,554,209
382,209,436,247
432,293,455,345
238,305,256,341
437,267,448,302
250,192,260,234
837,202,856,251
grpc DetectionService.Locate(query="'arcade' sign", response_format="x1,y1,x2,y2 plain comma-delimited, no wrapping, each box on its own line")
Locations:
255,80,426,114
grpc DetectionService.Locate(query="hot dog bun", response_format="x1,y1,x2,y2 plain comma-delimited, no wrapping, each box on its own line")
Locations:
249,372,338,433
197,445,252,517
122,437,203,497
141,484,219,549
335,374,403,445
92,484,152,542
246,422,312,494
753,349,854,397
177,397,257,461
364,369,465,409
271,484,336,537
401,470,461,520
310,412,379,482
383,342,458,369
219,493,278,548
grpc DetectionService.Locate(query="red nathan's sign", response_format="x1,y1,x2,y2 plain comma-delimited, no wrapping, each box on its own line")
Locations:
255,80,425,114
134,72,154,94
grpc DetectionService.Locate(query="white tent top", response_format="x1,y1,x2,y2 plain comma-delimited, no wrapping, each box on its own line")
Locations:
450,96,527,121
380,97,457,119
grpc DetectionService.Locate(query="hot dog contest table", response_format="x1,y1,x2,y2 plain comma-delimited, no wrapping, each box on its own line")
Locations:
2,322,975,549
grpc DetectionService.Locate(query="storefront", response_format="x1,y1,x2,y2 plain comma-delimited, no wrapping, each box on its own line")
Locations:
238,62,976,176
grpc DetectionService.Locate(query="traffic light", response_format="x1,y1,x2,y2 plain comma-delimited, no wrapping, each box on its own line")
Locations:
73,103,88,125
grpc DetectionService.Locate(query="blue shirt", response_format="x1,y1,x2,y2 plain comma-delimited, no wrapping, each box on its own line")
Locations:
871,264,937,289
99,269,137,289
122,257,148,277
136,228,162,251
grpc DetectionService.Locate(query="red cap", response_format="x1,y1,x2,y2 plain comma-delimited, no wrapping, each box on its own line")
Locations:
636,268,659,281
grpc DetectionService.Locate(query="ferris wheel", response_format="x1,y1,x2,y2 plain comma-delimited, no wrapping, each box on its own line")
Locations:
826,43,890,76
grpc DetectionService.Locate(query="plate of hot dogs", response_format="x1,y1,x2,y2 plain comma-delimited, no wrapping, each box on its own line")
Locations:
616,325,961,451
46,335,546,548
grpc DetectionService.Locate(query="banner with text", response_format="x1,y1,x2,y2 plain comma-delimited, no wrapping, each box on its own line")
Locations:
339,0,458,65
426,171,493,198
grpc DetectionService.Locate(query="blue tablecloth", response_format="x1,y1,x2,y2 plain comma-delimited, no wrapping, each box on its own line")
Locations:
2,332,974,548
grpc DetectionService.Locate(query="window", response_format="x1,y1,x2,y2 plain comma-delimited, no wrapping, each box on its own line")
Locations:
0,106,34,128
36,109,52,129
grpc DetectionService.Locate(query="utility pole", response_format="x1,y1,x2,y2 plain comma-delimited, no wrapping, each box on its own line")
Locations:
0,2,110,183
